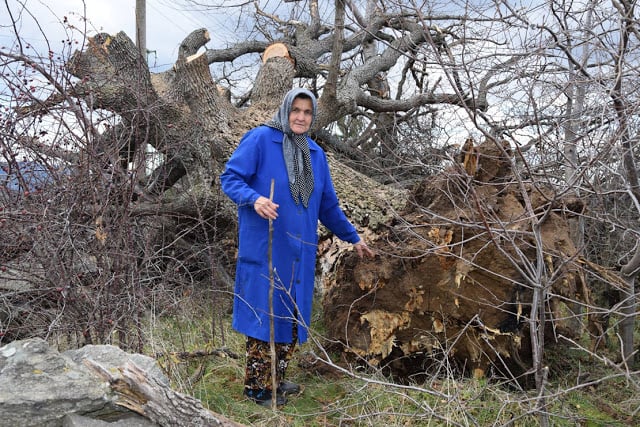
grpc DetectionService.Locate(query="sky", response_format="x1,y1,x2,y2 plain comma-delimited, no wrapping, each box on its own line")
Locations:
1,0,238,72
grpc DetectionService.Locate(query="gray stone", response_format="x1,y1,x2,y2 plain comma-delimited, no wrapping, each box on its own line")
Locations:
0,338,164,427
62,413,156,427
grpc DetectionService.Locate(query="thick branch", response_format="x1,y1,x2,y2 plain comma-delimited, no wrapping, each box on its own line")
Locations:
67,32,156,112
356,91,466,112
319,0,345,108
179,28,211,59
174,52,230,135
205,40,270,63
620,243,640,278
145,157,187,196
84,359,244,427
244,56,296,123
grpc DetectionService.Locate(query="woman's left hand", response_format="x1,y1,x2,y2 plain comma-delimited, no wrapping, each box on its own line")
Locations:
354,240,375,258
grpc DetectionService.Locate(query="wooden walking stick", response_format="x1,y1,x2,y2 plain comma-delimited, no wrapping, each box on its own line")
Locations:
267,179,278,410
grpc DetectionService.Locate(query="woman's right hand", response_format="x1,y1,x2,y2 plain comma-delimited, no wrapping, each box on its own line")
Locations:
254,196,279,220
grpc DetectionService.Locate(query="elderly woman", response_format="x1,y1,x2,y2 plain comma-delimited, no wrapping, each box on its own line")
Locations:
220,88,373,406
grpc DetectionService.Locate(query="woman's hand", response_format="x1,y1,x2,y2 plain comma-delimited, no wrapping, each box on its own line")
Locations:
254,196,279,220
354,239,375,258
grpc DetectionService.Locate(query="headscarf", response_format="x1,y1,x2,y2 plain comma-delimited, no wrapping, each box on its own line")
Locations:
265,88,317,208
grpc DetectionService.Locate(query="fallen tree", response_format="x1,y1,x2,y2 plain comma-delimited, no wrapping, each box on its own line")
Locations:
0,7,623,385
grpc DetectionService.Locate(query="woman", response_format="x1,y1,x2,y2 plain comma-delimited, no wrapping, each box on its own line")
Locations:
220,88,373,406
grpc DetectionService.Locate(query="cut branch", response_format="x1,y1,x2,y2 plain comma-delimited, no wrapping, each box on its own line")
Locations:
84,359,245,427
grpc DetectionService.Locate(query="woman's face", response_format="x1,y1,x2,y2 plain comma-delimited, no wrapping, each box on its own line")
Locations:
288,97,313,135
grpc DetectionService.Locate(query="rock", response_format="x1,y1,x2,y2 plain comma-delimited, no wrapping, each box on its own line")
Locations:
0,338,243,427
0,338,113,426
62,413,156,427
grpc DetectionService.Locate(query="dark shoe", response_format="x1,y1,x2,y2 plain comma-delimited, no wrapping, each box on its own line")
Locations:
277,381,301,395
244,389,287,407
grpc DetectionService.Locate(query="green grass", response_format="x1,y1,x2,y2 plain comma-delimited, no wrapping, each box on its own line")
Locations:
142,293,640,427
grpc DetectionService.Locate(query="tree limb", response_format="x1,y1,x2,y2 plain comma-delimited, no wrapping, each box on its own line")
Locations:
83,359,245,427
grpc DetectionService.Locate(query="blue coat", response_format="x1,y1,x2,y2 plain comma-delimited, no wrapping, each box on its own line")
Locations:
220,125,360,344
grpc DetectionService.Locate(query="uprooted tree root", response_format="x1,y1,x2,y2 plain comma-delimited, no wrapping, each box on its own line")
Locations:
321,139,599,384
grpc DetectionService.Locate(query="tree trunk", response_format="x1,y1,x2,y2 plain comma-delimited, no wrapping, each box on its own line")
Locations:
620,245,640,364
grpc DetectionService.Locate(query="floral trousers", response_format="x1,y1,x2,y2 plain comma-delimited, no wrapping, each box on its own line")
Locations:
244,323,298,392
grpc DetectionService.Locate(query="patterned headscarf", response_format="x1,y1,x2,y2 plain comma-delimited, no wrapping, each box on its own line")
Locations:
265,88,317,208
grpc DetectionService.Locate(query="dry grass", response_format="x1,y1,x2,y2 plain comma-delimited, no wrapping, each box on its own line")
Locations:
140,290,639,427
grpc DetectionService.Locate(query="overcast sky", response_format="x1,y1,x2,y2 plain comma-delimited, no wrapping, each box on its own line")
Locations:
1,0,237,72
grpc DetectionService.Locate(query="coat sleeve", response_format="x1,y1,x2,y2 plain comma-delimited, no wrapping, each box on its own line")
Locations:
220,130,262,208
317,151,361,244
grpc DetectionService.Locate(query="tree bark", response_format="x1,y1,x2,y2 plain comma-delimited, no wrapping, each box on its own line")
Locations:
610,0,639,364
84,359,245,427
620,245,640,363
